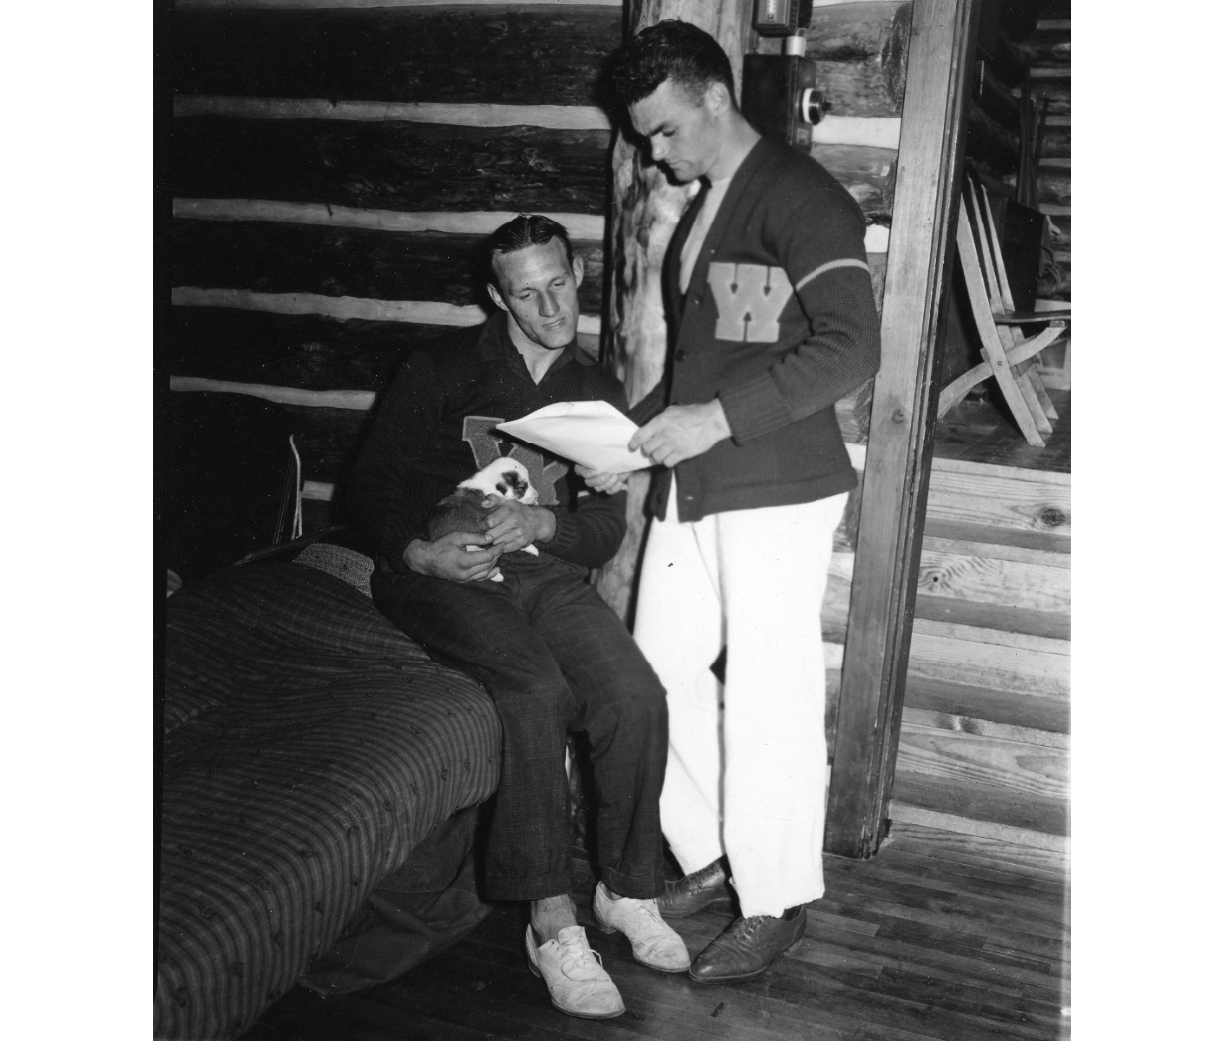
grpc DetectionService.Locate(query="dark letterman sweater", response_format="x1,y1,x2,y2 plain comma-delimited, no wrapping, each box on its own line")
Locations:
348,312,630,575
630,135,882,522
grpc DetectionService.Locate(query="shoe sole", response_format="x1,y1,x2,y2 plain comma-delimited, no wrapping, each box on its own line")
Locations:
686,933,806,985
593,917,691,974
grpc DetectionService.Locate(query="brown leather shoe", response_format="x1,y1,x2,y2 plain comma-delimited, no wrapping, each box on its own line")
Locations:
656,858,735,919
687,905,808,984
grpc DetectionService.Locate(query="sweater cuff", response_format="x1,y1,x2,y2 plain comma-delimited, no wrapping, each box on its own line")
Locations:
542,506,581,558
718,372,792,444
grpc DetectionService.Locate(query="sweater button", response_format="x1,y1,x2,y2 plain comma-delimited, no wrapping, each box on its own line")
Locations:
675,350,687,361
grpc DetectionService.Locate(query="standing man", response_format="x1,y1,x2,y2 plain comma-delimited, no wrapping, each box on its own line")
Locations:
592,21,882,984
348,215,689,1020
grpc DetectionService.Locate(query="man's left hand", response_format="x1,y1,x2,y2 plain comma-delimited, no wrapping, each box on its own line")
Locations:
629,400,731,468
482,499,556,553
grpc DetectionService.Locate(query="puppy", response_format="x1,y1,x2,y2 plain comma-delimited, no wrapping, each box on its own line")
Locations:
427,458,540,581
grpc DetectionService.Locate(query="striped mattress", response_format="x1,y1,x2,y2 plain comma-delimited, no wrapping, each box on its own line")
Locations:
155,562,501,1039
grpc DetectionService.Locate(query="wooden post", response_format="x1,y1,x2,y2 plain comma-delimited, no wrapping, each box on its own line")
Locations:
825,0,981,859
595,0,752,621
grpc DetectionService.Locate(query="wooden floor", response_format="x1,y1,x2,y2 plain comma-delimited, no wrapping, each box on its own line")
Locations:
243,822,1069,1041
934,387,1070,475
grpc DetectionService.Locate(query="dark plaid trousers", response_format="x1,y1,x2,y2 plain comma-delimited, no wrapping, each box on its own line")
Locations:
371,551,668,903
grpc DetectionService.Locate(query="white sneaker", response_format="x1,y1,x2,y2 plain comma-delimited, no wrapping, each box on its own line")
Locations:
524,924,625,1019
593,882,692,973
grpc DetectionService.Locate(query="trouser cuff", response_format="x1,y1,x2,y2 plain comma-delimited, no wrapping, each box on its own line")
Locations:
599,864,665,901
483,867,573,904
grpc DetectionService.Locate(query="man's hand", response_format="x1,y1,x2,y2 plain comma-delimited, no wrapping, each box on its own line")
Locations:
405,531,504,583
629,400,731,468
481,499,556,554
575,465,630,495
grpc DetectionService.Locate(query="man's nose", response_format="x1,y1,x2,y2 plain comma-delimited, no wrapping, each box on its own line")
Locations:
650,136,666,162
538,290,559,316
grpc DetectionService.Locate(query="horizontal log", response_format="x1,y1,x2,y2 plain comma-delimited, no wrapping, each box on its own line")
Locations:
811,144,896,222
174,96,614,131
168,220,606,314
165,307,607,397
170,376,375,411
173,117,611,216
164,308,454,393
173,6,620,108
1011,30,1070,67
172,287,604,341
173,198,605,242
1036,168,1069,206
1039,124,1069,158
812,115,901,149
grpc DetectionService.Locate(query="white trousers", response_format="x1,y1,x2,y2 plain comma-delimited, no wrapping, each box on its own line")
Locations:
634,487,847,918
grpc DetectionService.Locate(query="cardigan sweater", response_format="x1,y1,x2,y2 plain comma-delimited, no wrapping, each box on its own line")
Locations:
348,313,630,575
630,135,882,522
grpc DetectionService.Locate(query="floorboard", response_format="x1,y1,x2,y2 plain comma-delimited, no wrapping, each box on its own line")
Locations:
242,823,1069,1040
935,388,1071,474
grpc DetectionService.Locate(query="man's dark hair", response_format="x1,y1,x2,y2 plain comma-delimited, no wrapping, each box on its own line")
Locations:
608,19,736,109
485,214,575,289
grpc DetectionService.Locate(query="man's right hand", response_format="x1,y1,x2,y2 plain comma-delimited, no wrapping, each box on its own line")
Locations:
404,531,504,583
575,464,631,495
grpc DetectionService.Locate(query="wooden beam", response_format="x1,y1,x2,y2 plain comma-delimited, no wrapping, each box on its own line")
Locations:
171,286,604,337
173,96,613,131
812,115,902,149
825,0,979,859
171,198,605,241
172,119,611,216
172,6,621,108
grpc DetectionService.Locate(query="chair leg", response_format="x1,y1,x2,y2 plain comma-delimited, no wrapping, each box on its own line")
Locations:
990,355,1046,446
1016,369,1054,436
1028,366,1058,421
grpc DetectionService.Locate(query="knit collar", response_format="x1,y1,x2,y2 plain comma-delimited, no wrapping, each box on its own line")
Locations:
478,309,581,384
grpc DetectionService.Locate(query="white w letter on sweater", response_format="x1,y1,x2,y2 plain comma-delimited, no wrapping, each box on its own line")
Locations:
707,262,793,343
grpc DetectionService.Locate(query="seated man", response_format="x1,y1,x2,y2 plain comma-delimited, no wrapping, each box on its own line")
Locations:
348,215,688,1020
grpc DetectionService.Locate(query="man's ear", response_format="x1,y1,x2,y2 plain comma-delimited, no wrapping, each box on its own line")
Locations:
486,281,509,313
705,81,732,117
571,254,585,289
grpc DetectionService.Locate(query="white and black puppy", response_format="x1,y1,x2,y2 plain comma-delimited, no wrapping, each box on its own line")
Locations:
427,458,541,580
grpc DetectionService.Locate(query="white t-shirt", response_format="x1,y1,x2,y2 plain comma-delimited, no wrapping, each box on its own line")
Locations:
679,176,732,294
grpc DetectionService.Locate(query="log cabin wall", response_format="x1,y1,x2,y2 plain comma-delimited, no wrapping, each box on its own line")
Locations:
167,0,625,531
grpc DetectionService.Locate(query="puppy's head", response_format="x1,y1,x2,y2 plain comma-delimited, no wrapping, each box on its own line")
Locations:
460,457,539,505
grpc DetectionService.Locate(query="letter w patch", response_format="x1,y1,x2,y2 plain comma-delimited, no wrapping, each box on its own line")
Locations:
706,262,793,343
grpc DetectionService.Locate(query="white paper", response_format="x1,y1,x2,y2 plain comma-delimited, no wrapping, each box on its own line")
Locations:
496,400,653,472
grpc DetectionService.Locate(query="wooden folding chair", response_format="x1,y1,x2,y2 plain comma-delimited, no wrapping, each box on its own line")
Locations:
938,179,1070,446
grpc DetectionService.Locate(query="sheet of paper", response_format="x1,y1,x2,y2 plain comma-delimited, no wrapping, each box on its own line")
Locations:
496,400,653,472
